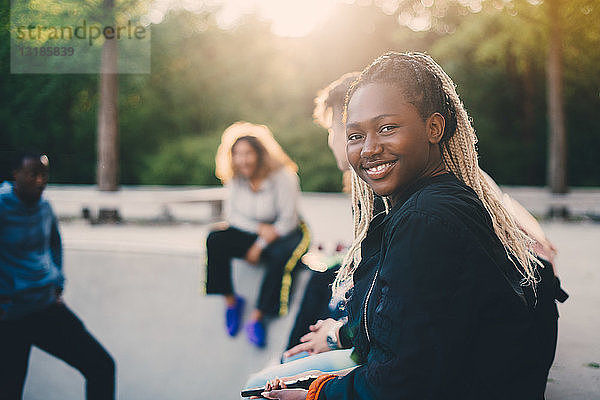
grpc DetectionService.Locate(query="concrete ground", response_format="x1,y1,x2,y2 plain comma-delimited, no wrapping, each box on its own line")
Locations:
19,193,600,399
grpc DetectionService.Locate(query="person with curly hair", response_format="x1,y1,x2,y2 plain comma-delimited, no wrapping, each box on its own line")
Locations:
206,122,310,347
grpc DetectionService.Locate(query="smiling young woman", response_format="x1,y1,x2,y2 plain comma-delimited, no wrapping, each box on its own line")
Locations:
324,52,559,400
259,52,564,400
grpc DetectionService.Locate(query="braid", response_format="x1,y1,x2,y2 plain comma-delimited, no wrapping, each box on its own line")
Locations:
332,171,374,295
413,52,540,287
333,52,539,299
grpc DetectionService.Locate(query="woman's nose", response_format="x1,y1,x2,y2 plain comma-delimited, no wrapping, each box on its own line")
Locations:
360,133,382,158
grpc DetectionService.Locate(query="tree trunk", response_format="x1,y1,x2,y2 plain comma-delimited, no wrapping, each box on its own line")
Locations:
546,0,568,193
97,0,119,191
522,58,535,145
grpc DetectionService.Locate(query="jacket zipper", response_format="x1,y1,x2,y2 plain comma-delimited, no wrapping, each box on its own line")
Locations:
363,267,379,344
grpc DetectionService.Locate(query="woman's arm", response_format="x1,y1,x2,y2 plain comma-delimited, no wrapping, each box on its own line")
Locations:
258,367,359,399
481,170,557,266
502,193,558,266
271,169,301,237
284,318,346,358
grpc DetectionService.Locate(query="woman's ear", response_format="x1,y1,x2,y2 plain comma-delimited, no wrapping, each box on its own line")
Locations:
426,113,445,144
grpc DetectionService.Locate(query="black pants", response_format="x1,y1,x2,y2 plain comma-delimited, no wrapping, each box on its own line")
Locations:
286,267,340,350
0,303,115,400
205,226,308,316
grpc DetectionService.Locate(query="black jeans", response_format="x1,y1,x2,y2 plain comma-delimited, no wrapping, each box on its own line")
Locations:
0,303,115,400
205,226,308,316
285,266,340,350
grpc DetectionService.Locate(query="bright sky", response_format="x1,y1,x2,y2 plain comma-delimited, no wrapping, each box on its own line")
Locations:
148,0,339,37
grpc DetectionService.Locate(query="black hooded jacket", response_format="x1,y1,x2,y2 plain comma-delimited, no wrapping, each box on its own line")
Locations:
322,173,560,400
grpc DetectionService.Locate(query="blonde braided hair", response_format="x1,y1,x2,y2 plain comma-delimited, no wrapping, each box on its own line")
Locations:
313,72,360,129
332,52,540,297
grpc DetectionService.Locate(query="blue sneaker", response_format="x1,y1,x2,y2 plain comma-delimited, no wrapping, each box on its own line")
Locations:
225,296,245,337
245,320,266,347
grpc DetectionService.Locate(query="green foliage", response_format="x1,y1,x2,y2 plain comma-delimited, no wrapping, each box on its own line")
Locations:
1,0,599,188
428,1,600,186
0,0,98,183
273,120,343,192
429,10,548,184
139,132,221,185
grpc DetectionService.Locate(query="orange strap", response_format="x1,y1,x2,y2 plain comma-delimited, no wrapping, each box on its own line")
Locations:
306,374,337,400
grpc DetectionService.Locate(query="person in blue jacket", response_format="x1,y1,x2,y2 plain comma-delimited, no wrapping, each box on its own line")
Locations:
0,151,115,400
259,52,564,400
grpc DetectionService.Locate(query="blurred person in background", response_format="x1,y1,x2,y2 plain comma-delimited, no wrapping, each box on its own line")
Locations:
283,72,360,356
0,151,115,400
243,76,363,393
205,122,310,348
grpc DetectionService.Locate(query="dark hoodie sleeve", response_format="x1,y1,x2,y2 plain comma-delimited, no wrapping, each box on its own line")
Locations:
320,211,480,399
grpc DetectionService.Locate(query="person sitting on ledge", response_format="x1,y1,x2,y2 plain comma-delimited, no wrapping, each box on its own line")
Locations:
205,122,310,348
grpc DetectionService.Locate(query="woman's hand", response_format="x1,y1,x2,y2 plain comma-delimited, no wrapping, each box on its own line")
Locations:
258,223,279,244
533,239,558,272
210,221,229,231
284,318,341,358
250,377,308,400
245,243,263,265
249,376,288,399
249,370,324,399
261,389,308,400
255,375,312,400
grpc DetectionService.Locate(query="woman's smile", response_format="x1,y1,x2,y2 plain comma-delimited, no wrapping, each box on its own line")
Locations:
362,160,398,180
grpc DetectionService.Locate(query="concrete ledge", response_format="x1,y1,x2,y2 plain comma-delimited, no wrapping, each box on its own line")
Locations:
501,186,600,218
45,185,226,223
44,185,600,223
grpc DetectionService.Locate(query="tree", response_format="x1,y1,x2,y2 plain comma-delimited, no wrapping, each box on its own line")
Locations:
96,0,119,191
96,0,149,191
3,1,598,190
5,0,148,191
369,0,597,192
545,0,567,193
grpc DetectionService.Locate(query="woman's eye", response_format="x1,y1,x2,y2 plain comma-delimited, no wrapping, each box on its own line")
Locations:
380,125,397,134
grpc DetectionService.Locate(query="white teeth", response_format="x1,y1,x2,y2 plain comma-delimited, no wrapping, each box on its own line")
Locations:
367,162,393,173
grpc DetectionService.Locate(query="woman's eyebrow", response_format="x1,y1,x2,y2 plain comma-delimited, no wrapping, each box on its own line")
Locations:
346,114,402,130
